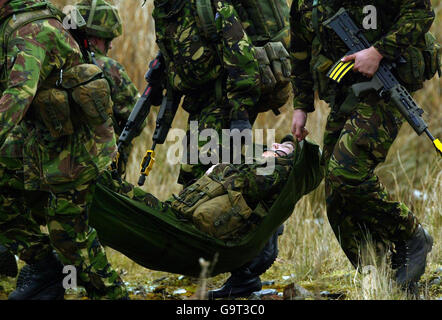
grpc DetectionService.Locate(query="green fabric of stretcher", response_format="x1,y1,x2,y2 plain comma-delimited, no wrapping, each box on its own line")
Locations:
89,140,324,277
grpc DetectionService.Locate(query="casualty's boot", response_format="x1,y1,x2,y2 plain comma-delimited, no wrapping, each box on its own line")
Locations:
30,281,66,300
208,271,262,299
208,225,284,299
0,245,18,278
8,251,65,300
393,225,433,288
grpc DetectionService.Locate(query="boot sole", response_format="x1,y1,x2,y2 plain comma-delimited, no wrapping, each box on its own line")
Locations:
30,282,65,300
208,279,262,300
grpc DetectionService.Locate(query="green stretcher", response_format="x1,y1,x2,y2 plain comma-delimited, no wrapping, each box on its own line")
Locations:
89,141,324,278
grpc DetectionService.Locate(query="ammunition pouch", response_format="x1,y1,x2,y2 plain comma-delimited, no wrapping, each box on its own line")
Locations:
254,42,292,113
171,175,226,219
33,88,74,138
422,32,441,80
33,64,113,138
61,64,113,127
396,32,441,92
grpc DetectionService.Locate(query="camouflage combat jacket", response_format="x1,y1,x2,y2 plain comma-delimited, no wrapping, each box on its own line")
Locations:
153,0,260,121
290,0,435,112
0,0,117,192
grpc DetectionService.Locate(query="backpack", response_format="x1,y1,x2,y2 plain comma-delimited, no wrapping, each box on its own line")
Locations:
196,0,292,114
0,6,113,138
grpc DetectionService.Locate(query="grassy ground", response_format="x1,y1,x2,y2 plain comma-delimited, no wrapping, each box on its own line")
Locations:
0,0,441,300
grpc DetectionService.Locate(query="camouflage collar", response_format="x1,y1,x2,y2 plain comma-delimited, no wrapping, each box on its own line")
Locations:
0,0,48,22
89,43,106,56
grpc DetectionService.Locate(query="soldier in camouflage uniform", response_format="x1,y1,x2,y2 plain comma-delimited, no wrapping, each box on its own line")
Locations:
152,0,293,298
152,0,261,187
75,0,141,177
0,0,127,299
289,0,436,289
0,0,141,298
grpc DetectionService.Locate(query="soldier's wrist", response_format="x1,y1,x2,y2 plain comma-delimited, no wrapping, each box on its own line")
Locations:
373,41,398,62
294,105,314,113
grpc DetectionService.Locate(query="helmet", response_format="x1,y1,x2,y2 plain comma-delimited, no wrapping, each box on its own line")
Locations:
75,0,122,40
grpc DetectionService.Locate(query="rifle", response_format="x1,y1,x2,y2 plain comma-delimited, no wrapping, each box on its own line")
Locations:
324,8,442,156
112,52,165,171
138,86,181,186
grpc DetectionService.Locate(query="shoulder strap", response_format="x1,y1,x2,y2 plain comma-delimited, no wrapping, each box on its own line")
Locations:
312,0,320,37
195,0,218,41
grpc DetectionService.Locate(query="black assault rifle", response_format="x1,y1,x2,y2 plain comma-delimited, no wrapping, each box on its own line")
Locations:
324,8,441,156
137,86,181,186
113,52,165,172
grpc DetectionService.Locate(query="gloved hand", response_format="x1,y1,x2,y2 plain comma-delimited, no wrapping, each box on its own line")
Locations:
230,119,252,132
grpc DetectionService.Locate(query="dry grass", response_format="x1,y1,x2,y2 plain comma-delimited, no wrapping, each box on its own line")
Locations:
23,0,442,300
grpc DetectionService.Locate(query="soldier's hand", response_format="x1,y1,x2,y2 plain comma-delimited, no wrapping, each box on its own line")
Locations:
291,109,309,142
342,46,383,78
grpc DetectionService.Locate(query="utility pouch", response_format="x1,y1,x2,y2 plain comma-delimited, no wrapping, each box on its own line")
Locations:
254,46,276,93
33,88,74,138
264,41,292,85
422,32,441,80
61,64,113,127
192,190,253,240
396,46,425,91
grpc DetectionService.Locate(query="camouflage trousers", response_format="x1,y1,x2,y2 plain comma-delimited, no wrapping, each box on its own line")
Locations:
0,166,127,300
322,94,420,267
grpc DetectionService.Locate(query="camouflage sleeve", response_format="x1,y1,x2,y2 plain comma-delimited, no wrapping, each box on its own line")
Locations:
289,3,315,113
0,20,61,146
214,0,261,121
95,54,140,136
373,0,435,61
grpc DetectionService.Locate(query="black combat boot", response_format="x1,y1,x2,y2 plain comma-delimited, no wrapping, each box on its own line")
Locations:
29,281,66,300
0,245,18,278
393,225,433,289
208,225,284,299
8,251,65,300
208,271,262,299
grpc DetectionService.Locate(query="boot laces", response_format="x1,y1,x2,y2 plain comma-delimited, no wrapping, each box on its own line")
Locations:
16,264,38,289
392,241,410,269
